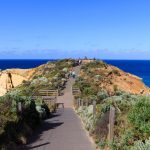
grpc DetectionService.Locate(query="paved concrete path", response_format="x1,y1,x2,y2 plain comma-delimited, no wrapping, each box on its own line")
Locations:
23,66,96,150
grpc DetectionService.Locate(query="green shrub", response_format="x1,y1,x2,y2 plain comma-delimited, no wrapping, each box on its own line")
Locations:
41,103,50,117
83,60,107,70
36,105,46,119
112,69,121,76
128,96,150,140
77,105,95,132
131,138,150,150
22,100,40,129
83,87,96,96
97,90,109,102
0,97,17,134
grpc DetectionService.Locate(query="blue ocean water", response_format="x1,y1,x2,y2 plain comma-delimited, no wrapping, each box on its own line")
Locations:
0,59,150,87
0,59,55,70
105,60,150,87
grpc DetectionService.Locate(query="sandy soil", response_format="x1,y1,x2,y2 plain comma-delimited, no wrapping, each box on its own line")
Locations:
0,69,35,96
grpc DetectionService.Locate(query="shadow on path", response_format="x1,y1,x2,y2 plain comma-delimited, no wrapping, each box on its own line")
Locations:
22,112,64,150
25,142,50,150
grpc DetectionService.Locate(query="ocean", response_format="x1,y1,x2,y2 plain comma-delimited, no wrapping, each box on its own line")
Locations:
0,59,55,70
105,60,150,87
0,59,150,87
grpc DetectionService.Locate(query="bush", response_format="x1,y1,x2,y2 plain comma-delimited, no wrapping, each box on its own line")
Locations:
83,61,107,70
97,90,109,102
131,138,150,150
22,100,40,129
41,103,50,117
83,87,96,96
112,69,121,76
0,97,17,135
36,105,46,119
77,105,95,132
128,96,150,140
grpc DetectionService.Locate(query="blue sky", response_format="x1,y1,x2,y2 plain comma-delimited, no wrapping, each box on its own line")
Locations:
0,0,150,59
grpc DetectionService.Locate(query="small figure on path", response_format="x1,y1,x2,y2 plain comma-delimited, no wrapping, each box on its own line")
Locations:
78,59,82,65
69,68,72,78
72,70,76,79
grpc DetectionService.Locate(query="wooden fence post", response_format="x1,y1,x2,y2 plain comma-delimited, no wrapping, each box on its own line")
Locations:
81,99,83,108
86,100,88,106
93,100,96,117
108,106,115,142
78,98,81,107
17,102,22,113
48,101,51,109
75,98,78,108
76,99,79,108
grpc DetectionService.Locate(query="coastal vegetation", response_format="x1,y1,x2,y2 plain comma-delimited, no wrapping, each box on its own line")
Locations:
0,59,150,150
0,59,76,149
74,60,150,149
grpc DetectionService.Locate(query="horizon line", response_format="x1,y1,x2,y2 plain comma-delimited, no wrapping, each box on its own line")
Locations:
0,58,149,61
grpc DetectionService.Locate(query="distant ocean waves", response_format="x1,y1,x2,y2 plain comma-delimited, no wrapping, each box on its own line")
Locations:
0,59,150,87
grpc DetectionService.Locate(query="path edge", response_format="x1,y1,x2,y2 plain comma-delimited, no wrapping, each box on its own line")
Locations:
73,108,100,150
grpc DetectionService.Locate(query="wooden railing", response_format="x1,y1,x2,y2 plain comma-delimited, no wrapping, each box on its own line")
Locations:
38,89,58,104
38,89,58,97
31,89,58,109
72,87,81,96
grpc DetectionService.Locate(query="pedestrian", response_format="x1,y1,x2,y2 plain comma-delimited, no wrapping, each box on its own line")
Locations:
72,71,76,79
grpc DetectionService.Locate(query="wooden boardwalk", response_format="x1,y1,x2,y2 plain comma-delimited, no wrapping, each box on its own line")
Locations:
23,66,96,150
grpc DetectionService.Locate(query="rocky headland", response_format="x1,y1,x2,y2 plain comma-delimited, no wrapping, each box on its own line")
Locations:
0,59,149,96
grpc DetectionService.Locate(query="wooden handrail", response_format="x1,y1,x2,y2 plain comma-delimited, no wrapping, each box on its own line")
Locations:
72,87,80,96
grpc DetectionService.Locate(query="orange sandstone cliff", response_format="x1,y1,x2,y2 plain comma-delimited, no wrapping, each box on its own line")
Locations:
0,60,149,96
79,60,150,95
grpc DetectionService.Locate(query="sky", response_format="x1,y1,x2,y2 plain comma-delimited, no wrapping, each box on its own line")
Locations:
0,0,150,59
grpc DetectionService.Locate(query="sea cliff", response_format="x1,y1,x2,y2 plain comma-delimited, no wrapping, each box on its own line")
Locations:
0,59,149,96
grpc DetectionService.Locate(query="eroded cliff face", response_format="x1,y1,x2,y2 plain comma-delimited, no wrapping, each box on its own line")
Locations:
0,62,55,96
0,69,35,96
0,60,149,96
80,60,150,95
103,65,150,94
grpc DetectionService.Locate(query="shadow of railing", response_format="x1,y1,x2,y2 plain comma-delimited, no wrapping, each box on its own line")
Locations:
25,142,50,149
22,111,63,150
